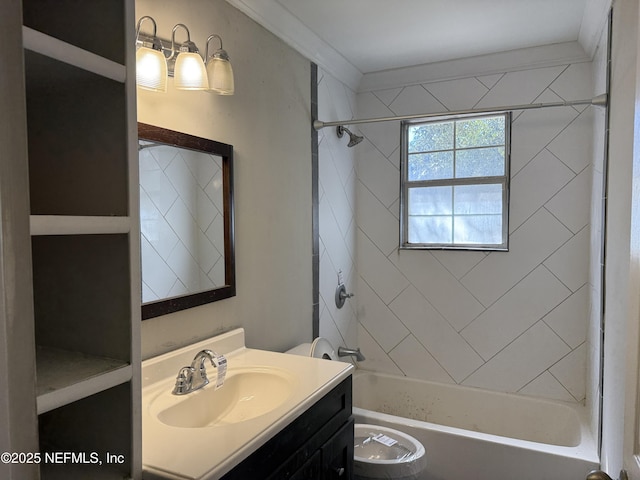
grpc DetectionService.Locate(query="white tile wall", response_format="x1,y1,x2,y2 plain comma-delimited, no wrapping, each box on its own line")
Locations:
461,209,573,307
358,230,408,305
389,285,484,382
391,250,484,330
546,166,593,233
357,181,398,256
354,59,600,403
509,149,575,231
519,371,575,403
357,280,409,352
509,90,579,175
389,334,454,383
461,265,571,360
317,68,359,353
463,321,571,393
544,285,590,349
426,77,488,112
388,85,445,116
474,66,566,108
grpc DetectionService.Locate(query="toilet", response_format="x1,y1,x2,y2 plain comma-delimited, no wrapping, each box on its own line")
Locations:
353,424,426,480
286,338,427,480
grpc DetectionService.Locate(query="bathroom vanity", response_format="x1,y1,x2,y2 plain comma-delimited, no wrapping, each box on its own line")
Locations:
141,329,354,479
222,377,353,479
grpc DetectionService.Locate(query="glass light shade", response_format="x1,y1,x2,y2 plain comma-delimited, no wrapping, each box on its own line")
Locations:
136,46,168,92
174,52,209,90
206,56,234,95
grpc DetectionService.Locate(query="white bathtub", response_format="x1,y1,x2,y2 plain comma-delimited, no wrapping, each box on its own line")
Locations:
352,370,599,480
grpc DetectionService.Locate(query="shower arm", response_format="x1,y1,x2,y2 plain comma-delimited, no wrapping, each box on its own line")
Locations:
312,93,608,130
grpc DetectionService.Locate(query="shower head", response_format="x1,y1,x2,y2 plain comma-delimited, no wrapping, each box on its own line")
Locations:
336,126,363,147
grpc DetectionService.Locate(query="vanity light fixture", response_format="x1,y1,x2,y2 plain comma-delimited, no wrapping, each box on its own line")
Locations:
170,24,208,91
135,16,168,92
135,17,235,95
205,35,235,95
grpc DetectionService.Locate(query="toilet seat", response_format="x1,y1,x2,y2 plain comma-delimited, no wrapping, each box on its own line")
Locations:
354,424,426,480
309,337,335,359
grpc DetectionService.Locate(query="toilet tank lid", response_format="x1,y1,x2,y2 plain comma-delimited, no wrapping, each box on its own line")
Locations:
284,343,313,356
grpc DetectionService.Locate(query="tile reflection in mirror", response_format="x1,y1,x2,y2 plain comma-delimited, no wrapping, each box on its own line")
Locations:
138,123,235,320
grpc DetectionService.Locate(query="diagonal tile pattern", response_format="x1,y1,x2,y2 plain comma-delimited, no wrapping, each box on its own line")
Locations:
389,285,484,382
460,266,571,360
460,209,573,307
317,69,359,353
353,60,596,403
140,147,225,303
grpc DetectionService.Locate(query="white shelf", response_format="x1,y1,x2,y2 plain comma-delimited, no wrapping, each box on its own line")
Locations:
36,346,132,414
30,215,131,236
22,26,126,83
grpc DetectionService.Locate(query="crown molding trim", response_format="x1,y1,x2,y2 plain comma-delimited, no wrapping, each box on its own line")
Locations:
224,0,362,90
359,41,591,92
225,0,607,93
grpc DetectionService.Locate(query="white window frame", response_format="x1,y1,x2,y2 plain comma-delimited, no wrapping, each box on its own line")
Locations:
400,112,511,251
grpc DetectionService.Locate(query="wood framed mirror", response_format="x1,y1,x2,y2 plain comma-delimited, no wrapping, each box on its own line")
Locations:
138,123,235,320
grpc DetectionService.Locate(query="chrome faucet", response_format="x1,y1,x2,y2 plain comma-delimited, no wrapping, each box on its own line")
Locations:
337,346,365,362
172,349,221,395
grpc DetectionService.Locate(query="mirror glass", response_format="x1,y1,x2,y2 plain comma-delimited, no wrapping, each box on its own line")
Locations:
138,123,235,319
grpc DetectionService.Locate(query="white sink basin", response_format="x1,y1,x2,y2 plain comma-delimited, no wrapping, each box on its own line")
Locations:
142,328,353,480
152,367,296,428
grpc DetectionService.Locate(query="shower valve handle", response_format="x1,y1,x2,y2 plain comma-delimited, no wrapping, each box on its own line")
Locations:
335,284,353,308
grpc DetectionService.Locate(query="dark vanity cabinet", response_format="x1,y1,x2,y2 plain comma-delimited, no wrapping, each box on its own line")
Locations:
223,376,353,480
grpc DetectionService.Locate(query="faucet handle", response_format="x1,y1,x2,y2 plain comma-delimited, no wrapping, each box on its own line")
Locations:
172,366,193,395
335,284,354,309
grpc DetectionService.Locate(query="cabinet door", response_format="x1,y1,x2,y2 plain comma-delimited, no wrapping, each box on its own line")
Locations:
289,450,322,480
322,419,354,480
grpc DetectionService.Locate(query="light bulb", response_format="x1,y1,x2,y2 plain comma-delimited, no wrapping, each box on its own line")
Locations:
206,55,234,95
174,52,209,90
136,46,168,92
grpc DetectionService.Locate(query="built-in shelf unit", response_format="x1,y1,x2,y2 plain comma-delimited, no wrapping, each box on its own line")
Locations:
21,0,140,478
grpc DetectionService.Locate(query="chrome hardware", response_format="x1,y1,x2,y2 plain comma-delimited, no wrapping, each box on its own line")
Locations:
172,366,192,395
335,284,354,309
337,346,365,362
336,125,364,147
586,470,628,480
172,349,221,395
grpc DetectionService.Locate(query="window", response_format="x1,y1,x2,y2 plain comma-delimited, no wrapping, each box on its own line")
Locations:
400,113,510,250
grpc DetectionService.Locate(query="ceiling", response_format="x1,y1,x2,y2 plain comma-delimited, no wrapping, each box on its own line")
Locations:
275,0,588,74
226,0,610,89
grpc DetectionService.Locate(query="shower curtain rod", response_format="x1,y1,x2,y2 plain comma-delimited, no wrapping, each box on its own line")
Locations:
312,93,608,130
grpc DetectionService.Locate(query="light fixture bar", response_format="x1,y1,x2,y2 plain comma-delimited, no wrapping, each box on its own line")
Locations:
312,93,608,130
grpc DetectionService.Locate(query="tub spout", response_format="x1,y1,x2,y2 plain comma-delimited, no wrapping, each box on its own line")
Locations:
338,346,365,361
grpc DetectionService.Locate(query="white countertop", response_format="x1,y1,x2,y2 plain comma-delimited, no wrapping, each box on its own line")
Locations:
141,329,353,479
